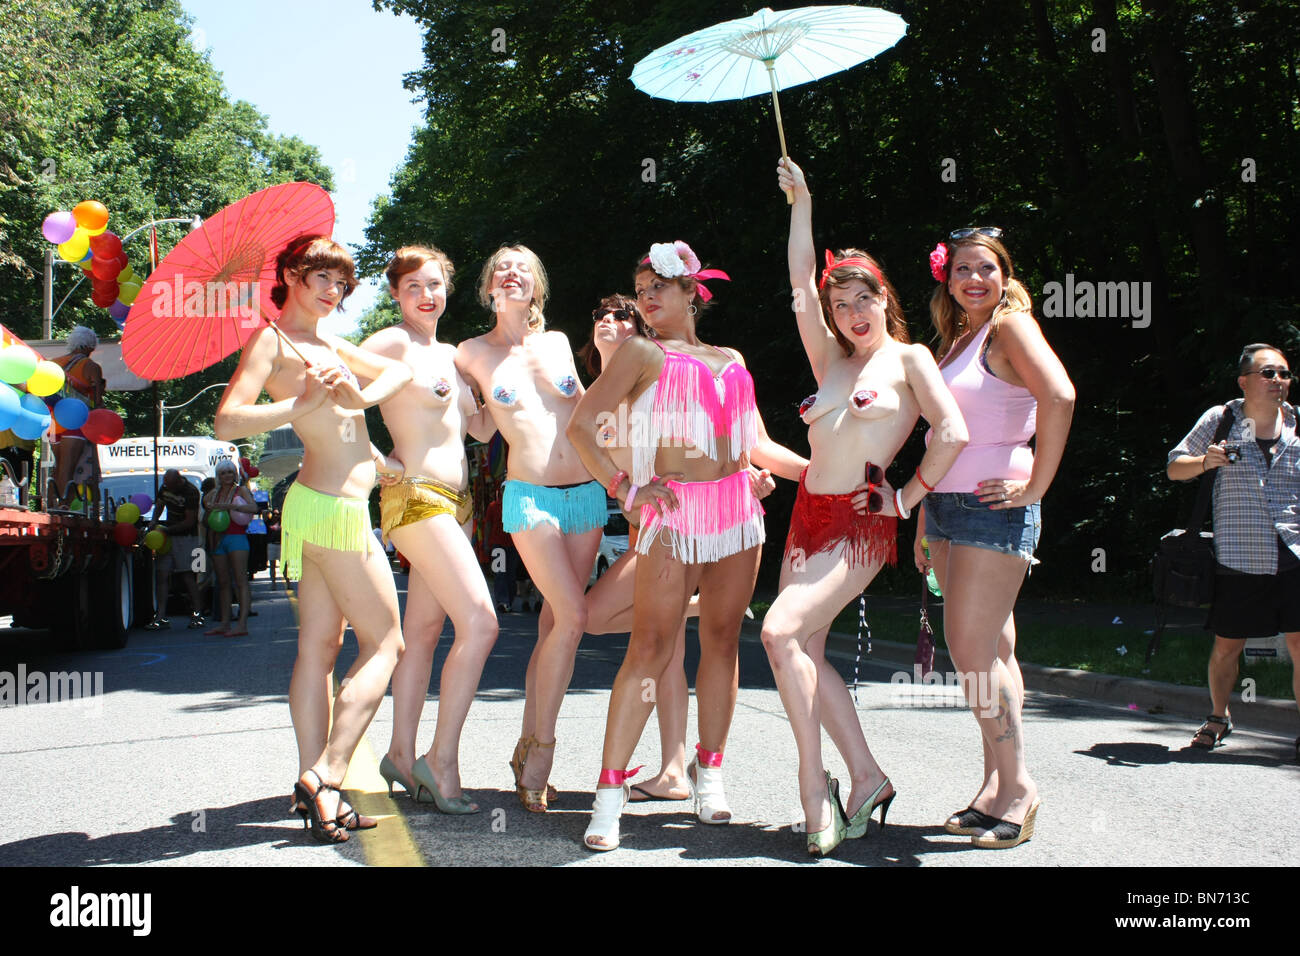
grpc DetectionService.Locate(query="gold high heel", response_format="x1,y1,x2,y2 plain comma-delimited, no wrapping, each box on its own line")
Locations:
806,773,847,857
512,736,557,813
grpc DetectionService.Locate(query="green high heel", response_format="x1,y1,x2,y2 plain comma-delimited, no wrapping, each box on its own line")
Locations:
411,756,480,814
379,755,434,804
806,773,847,858
846,777,896,839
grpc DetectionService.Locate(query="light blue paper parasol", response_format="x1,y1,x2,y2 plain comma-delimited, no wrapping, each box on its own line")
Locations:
630,5,908,200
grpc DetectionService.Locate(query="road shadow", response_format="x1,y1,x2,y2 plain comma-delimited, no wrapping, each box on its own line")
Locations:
1074,741,1299,769
0,795,367,866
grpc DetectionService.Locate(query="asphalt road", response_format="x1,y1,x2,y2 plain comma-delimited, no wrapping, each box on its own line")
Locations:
1,570,1296,868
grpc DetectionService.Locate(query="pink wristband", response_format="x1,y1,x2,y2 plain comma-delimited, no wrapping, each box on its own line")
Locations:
624,483,640,512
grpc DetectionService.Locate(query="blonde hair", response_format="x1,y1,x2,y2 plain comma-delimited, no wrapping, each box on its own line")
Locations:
929,234,1033,360
477,244,548,331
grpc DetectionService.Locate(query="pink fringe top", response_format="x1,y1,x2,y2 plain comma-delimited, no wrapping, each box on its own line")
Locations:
631,345,759,483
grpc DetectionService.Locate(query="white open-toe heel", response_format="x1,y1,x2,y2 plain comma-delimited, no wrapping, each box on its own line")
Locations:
688,745,731,825
584,785,628,852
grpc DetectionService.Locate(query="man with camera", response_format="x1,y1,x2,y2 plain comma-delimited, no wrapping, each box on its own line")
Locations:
1167,343,1300,759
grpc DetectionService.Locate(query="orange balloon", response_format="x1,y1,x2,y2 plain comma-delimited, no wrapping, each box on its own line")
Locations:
73,200,109,231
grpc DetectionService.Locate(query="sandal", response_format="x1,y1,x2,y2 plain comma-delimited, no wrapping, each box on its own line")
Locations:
292,770,349,844
1190,714,1232,750
807,774,848,858
628,782,690,803
583,784,628,852
291,793,377,831
943,805,1000,836
509,736,557,809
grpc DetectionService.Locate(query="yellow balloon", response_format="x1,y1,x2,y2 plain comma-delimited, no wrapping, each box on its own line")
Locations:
118,281,142,305
57,228,90,263
26,360,65,397
119,264,135,282
84,223,108,237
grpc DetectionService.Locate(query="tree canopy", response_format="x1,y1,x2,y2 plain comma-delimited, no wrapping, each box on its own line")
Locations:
361,0,1299,596
0,0,334,439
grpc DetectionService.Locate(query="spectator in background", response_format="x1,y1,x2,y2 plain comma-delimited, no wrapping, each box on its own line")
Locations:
1167,343,1300,762
147,469,205,630
485,489,518,613
47,326,105,508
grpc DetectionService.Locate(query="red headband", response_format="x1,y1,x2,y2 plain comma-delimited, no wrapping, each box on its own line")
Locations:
819,250,882,289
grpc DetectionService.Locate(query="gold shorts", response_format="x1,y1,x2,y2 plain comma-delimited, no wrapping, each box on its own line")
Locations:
379,477,473,546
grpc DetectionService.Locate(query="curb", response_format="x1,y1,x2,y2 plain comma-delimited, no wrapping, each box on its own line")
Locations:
828,631,1298,737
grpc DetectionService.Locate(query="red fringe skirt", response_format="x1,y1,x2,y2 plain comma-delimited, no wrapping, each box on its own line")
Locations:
783,469,897,570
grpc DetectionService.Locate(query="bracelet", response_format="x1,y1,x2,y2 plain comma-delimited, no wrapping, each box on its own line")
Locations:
915,467,935,493
894,488,911,520
607,470,628,499
624,483,640,512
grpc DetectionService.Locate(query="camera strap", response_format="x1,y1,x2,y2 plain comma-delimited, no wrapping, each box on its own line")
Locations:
1188,405,1236,532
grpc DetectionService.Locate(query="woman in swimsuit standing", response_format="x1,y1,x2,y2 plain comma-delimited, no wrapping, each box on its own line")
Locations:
568,241,775,851
763,160,967,856
580,295,797,804
456,244,604,813
215,235,411,843
361,246,498,814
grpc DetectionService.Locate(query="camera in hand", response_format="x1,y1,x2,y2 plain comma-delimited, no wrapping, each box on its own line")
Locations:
1223,442,1241,463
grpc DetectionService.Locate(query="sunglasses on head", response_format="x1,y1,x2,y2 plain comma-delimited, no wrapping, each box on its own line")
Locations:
865,462,885,514
948,226,1003,240
593,308,634,323
1251,368,1293,381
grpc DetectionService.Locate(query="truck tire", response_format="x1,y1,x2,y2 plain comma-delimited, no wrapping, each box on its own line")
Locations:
89,547,132,649
133,550,157,626
59,571,95,650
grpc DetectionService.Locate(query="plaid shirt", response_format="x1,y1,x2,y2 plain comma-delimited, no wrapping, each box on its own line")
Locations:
1168,399,1300,574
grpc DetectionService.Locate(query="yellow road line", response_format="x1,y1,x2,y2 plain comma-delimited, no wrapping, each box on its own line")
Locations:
288,581,424,866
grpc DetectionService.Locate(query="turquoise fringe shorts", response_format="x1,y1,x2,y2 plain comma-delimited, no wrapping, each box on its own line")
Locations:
502,479,605,535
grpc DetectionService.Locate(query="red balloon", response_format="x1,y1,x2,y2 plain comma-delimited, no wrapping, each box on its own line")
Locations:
89,231,123,259
116,252,130,269
91,256,124,281
82,408,125,444
113,522,138,547
91,284,119,308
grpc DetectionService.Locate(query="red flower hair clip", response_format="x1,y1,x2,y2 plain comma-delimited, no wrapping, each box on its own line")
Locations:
929,243,948,283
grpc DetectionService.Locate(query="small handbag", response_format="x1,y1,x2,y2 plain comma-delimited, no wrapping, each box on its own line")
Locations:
914,577,937,677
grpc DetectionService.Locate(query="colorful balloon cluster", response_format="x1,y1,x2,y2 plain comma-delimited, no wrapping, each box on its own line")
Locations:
112,494,157,548
0,341,125,444
41,201,142,330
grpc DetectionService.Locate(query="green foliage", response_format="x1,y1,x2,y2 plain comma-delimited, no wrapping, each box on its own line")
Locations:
0,0,335,445
363,0,1298,598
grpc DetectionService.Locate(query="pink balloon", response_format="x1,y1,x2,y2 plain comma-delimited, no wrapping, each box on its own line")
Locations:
42,211,77,244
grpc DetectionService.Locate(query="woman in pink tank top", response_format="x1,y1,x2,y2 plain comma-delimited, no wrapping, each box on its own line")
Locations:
916,230,1075,849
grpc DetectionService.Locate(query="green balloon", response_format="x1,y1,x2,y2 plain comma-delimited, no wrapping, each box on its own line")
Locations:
207,509,231,532
0,347,38,385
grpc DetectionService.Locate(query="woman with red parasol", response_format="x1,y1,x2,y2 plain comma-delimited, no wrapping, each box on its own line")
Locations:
214,235,412,843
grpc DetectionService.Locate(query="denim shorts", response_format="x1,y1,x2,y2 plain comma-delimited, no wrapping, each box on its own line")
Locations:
923,492,1041,562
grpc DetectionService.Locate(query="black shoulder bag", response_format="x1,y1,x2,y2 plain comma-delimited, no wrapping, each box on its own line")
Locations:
1145,405,1235,664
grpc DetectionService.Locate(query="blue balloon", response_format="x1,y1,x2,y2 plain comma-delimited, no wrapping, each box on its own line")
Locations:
19,392,48,416
53,396,89,429
11,410,48,441
0,385,19,431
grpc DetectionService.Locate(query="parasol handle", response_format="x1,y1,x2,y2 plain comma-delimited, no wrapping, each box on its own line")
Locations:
255,304,313,367
766,61,794,205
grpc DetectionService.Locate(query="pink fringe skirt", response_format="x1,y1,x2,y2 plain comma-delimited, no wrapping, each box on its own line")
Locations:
635,470,765,565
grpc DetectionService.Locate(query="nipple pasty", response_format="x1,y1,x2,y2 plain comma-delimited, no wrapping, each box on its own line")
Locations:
492,385,517,405
799,395,817,416
432,379,452,399
851,390,877,409
555,375,578,397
